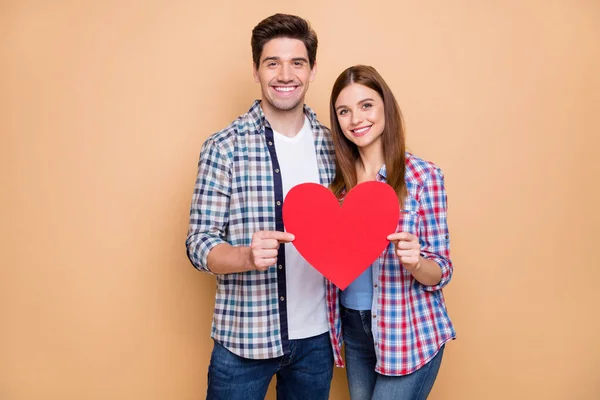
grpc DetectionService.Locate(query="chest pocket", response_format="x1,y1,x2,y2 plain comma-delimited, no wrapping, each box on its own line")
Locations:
399,184,420,236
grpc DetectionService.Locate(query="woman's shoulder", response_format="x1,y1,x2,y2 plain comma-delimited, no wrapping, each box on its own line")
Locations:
405,151,444,185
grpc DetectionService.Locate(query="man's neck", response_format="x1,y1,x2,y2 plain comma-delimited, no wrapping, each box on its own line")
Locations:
261,101,306,138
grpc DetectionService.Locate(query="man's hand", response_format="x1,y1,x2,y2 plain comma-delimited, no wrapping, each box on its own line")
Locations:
250,231,295,271
387,232,422,273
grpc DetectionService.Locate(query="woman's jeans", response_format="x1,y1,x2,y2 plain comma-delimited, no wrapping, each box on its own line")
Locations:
342,307,444,400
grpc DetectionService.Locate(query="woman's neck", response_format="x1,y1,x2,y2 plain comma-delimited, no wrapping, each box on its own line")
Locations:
356,144,384,183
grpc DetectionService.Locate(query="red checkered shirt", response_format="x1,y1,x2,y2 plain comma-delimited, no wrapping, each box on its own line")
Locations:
326,152,456,376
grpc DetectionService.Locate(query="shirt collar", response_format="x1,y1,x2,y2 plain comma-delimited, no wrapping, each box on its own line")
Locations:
376,164,387,182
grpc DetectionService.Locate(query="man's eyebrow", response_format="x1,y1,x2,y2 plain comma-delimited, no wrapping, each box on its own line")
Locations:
261,56,309,63
262,56,280,63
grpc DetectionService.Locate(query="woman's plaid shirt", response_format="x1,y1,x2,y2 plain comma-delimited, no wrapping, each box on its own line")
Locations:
326,153,456,376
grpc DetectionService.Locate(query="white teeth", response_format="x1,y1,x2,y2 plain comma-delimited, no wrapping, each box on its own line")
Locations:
274,86,295,92
354,126,370,134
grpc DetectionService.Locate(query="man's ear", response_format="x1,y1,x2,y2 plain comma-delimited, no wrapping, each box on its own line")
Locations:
309,61,318,83
253,63,260,83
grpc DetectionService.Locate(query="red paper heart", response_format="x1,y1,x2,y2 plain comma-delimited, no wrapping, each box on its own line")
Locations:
282,181,400,290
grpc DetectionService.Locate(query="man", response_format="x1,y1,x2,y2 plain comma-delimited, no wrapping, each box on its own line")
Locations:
185,13,336,400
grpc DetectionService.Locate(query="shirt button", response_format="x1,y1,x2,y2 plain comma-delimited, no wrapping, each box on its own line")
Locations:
278,264,283,270
276,201,281,206
268,141,273,145
280,296,285,301
275,169,280,173
372,315,377,319
373,284,378,288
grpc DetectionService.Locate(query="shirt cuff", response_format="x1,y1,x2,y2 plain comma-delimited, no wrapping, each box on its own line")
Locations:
187,234,226,275
419,254,452,292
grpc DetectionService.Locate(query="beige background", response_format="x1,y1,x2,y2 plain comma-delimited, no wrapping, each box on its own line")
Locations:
1,1,599,399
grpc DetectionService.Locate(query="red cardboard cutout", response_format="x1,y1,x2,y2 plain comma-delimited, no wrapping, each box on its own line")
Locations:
282,181,400,290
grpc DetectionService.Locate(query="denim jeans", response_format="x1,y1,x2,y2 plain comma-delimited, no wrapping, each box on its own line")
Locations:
206,332,333,400
342,307,444,400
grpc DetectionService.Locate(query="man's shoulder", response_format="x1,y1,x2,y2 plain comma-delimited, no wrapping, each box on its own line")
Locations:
303,104,330,134
306,111,333,151
205,108,261,146
311,120,334,155
312,119,331,135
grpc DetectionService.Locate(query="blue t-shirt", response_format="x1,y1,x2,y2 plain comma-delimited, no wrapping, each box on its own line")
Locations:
340,266,373,310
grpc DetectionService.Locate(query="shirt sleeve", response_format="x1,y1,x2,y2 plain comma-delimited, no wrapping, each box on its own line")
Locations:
185,137,231,274
418,166,453,291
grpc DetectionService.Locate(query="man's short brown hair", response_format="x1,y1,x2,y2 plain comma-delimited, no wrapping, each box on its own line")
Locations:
251,13,318,68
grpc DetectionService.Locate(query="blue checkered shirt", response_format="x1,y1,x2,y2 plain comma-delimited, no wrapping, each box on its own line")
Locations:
326,155,455,375
186,100,335,359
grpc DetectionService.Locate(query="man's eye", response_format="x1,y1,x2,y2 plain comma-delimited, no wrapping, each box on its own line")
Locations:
363,103,373,108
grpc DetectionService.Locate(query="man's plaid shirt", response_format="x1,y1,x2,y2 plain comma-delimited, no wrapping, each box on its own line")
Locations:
186,100,335,359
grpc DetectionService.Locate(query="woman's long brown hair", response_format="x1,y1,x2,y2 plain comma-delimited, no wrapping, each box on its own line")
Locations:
329,65,406,205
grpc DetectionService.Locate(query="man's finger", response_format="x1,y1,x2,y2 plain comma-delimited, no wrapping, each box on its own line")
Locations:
254,259,276,271
254,249,278,259
253,238,280,250
258,230,295,243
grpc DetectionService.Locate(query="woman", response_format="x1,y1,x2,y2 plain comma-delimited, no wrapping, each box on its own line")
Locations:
326,65,455,400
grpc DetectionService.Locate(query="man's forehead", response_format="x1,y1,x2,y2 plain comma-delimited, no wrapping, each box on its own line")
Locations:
260,37,309,61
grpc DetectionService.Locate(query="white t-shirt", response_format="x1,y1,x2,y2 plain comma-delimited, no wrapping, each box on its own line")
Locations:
273,117,328,340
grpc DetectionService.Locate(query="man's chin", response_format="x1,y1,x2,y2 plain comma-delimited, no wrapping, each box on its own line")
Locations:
263,96,304,112
267,99,303,112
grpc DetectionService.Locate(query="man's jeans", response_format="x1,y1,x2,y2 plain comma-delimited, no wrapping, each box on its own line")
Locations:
206,332,333,400
343,307,444,400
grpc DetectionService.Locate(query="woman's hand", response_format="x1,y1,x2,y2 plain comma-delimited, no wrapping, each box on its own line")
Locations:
387,231,443,286
387,232,422,272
